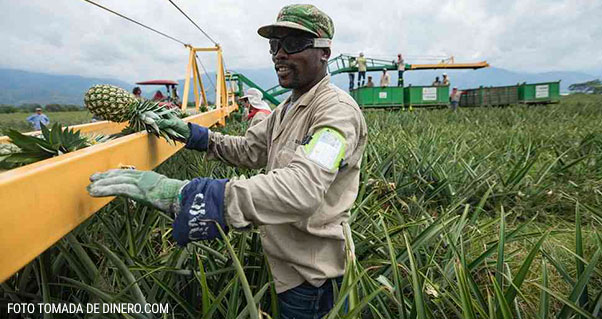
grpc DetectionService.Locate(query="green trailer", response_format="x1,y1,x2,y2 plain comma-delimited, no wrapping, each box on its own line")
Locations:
518,81,560,104
350,86,404,108
404,85,449,107
460,85,519,107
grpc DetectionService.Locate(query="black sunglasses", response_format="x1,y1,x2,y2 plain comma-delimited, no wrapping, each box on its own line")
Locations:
269,36,315,55
269,36,331,55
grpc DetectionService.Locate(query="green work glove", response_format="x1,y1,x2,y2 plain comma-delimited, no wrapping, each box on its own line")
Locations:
87,169,188,214
154,113,191,142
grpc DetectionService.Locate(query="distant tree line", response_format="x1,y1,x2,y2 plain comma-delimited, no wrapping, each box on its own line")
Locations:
0,103,83,114
569,79,602,94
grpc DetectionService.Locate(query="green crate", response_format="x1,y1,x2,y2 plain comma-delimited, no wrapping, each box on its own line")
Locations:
518,81,560,104
403,85,449,107
460,85,518,107
350,86,404,108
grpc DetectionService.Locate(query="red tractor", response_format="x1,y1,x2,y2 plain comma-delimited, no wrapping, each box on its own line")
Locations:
136,80,181,109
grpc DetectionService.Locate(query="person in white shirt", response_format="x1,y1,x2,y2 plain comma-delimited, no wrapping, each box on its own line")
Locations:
380,68,390,87
396,53,405,86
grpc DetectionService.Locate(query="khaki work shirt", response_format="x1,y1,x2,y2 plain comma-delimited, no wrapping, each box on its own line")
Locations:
248,111,270,129
207,75,367,293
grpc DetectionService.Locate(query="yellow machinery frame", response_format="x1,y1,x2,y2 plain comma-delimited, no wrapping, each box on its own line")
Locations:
0,45,231,144
182,45,230,119
0,47,238,282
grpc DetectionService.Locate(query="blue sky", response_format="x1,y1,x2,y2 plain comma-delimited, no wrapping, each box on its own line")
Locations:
2,0,601,82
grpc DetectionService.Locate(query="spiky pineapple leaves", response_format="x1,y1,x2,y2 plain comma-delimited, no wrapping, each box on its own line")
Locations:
123,100,186,144
0,123,91,169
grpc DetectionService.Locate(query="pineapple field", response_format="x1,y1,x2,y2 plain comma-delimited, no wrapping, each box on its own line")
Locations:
1,94,602,318
0,111,92,133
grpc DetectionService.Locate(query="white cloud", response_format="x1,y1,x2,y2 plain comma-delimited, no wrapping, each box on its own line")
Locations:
1,0,601,82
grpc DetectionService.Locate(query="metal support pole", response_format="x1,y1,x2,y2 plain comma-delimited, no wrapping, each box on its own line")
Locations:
182,46,195,111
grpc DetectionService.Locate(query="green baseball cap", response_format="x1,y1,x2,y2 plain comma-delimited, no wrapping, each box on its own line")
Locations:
258,4,334,39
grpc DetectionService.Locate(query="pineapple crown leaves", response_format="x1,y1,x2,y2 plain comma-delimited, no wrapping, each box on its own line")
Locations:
0,123,91,168
124,100,186,144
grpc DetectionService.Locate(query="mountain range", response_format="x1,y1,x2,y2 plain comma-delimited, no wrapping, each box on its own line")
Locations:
0,67,598,106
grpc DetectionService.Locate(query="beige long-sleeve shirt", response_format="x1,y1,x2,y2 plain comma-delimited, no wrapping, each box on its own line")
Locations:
248,110,270,128
207,75,367,293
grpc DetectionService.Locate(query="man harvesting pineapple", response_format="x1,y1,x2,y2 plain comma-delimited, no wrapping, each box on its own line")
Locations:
87,4,367,317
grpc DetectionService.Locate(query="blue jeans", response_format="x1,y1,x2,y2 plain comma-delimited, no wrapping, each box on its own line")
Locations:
278,277,343,319
397,70,404,86
357,72,366,87
451,101,458,111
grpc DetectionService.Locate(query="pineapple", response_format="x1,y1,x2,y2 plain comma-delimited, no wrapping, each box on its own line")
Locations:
84,84,136,122
84,84,185,143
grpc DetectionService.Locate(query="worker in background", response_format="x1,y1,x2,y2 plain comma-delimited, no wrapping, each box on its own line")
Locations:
396,53,405,86
88,4,367,318
239,88,272,128
26,107,49,130
442,73,450,86
380,68,390,87
357,52,367,87
152,90,165,101
366,75,375,87
432,76,441,86
348,56,357,91
450,87,461,111
132,87,143,101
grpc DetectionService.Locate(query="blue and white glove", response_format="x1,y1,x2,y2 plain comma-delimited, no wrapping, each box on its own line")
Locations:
173,177,229,245
88,169,229,245
184,123,210,151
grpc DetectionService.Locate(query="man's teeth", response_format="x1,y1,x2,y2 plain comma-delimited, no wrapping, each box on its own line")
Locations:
278,66,290,72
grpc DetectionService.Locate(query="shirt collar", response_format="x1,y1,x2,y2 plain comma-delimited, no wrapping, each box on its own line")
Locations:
282,74,331,109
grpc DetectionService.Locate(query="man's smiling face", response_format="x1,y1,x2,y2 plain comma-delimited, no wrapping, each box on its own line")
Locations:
270,30,328,90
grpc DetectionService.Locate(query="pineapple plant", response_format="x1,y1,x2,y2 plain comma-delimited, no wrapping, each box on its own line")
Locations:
0,123,92,169
84,84,186,143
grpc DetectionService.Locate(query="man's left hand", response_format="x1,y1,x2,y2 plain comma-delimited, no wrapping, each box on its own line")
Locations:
88,169,229,245
88,169,187,214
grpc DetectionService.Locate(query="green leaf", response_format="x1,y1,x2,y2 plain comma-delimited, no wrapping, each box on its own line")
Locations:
503,231,549,307
537,259,549,319
215,224,259,319
97,243,148,308
557,248,602,319
403,232,426,319
533,283,596,319
575,203,589,309
454,259,477,319
382,217,407,318
496,207,506,289
491,276,512,319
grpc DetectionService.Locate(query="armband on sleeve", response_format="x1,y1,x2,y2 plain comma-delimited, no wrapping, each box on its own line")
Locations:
303,127,346,172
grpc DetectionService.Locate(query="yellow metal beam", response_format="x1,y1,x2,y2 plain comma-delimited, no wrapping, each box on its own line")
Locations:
192,57,201,110
409,61,490,70
193,55,208,109
193,47,219,52
181,47,195,111
0,106,237,283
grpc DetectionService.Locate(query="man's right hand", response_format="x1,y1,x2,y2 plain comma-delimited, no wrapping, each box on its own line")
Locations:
156,114,191,142
153,114,210,152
